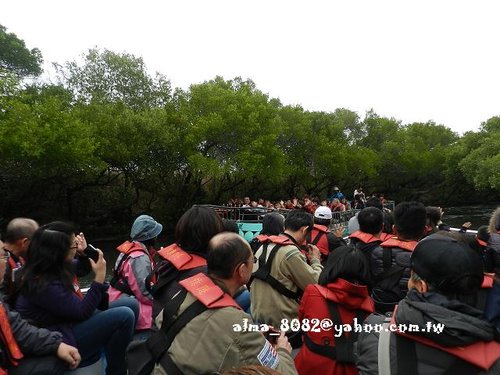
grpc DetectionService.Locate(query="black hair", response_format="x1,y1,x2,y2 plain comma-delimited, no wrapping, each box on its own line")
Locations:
366,197,383,210
19,221,75,295
175,206,223,255
425,206,442,230
476,225,490,243
358,207,384,234
318,246,371,287
261,213,285,236
394,201,426,240
382,211,394,235
208,234,251,279
222,219,240,234
284,210,313,232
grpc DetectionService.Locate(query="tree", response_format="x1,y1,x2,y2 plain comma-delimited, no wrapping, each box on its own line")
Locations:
0,24,42,77
57,48,171,109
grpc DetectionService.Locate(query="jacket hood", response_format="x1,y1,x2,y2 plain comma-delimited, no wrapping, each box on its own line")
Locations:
395,289,496,347
322,278,374,312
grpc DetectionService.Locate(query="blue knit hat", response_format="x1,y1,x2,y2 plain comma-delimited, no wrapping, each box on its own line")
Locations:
130,215,163,242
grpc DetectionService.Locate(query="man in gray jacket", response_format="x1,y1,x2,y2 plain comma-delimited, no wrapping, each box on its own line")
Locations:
356,233,500,374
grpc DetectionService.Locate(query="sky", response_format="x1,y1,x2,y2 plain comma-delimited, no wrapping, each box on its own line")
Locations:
2,0,500,134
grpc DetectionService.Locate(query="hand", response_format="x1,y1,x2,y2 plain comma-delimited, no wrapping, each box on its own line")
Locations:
75,233,88,255
308,244,321,261
462,221,472,229
275,331,292,354
57,343,81,369
332,224,344,238
89,248,106,283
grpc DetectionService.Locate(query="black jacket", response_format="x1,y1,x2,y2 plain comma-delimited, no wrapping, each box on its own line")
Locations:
356,290,500,374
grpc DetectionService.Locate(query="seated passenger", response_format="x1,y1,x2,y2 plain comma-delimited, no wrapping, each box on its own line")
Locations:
295,246,374,375
109,214,162,331
0,241,81,374
15,222,135,375
134,232,297,374
149,206,223,318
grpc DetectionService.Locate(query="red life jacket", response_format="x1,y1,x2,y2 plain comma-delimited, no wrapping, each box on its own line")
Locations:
390,308,500,371
307,224,330,257
481,273,494,289
296,282,373,372
0,304,23,372
157,244,206,271
252,235,304,302
380,237,418,252
349,231,391,244
110,241,156,295
179,273,241,310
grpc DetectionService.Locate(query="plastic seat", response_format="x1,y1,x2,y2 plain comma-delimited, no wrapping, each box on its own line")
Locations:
65,357,103,375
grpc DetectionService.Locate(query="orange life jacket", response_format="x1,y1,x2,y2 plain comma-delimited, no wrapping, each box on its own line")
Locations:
179,273,241,310
0,304,23,372
110,241,156,295
481,273,494,289
306,224,330,257
390,307,500,371
349,231,391,244
157,244,207,271
380,237,418,252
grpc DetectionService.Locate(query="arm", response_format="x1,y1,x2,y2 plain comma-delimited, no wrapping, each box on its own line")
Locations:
125,255,154,302
29,281,107,321
281,249,323,291
236,312,298,375
6,304,62,355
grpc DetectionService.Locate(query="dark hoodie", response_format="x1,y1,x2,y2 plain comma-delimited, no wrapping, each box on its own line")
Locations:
356,289,500,374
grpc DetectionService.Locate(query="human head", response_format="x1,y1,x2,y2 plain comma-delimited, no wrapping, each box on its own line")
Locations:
207,232,253,285
425,206,443,233
404,233,483,303
261,213,285,236
393,201,426,241
175,206,223,255
314,206,332,227
358,207,384,235
365,197,383,210
488,206,500,233
0,236,9,282
284,210,313,243
222,219,239,234
21,221,76,294
476,225,490,246
130,215,162,248
3,218,39,257
243,197,251,205
318,246,371,287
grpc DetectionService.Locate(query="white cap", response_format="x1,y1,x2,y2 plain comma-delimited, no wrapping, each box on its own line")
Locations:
314,206,332,220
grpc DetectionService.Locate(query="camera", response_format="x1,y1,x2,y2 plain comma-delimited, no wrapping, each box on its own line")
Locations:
264,328,280,344
83,244,100,262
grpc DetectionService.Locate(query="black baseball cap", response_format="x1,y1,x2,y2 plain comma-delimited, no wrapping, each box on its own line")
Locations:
397,233,483,293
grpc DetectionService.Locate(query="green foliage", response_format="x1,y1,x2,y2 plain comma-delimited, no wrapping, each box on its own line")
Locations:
0,24,42,77
0,40,499,229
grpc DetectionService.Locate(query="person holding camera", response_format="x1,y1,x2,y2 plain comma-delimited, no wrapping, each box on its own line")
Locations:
251,210,323,348
14,221,135,375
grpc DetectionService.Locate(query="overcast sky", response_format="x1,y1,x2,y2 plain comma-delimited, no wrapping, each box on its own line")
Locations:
2,0,499,134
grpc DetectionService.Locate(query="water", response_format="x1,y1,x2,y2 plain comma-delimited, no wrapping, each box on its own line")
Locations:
441,205,497,230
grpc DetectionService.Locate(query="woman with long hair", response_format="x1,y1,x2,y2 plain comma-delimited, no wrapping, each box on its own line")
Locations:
294,245,374,375
15,222,135,375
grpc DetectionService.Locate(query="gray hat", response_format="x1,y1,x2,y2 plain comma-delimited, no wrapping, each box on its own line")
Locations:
130,215,163,242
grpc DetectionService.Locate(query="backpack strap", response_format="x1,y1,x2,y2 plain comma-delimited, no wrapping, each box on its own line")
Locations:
252,243,302,302
303,300,365,364
378,319,392,375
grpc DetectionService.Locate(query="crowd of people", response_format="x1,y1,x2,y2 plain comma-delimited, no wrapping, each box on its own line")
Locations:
224,186,387,213
0,200,498,374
